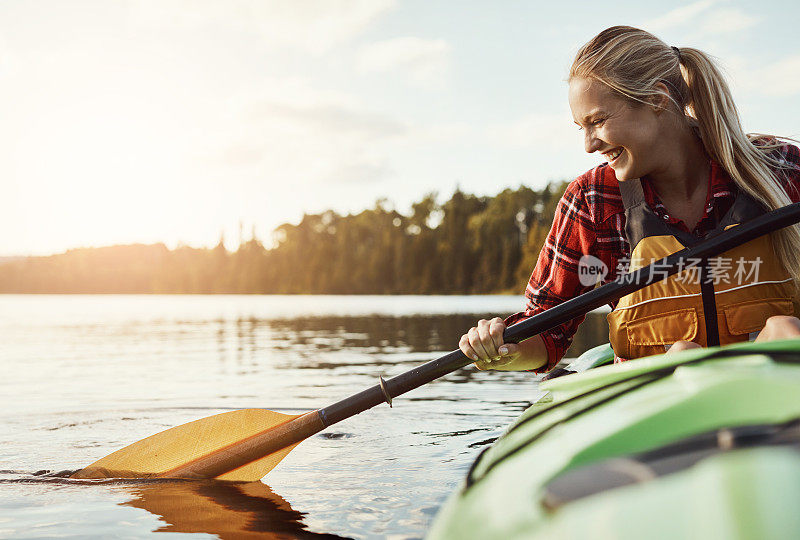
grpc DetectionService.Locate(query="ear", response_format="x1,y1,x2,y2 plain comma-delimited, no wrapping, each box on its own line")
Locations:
650,82,672,115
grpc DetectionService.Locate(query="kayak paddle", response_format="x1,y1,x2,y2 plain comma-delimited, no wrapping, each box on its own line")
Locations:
71,202,800,482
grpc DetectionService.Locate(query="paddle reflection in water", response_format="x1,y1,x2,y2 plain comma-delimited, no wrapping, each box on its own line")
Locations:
0,473,346,539
123,479,349,539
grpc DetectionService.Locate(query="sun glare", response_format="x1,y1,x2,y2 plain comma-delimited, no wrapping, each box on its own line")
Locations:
14,90,189,253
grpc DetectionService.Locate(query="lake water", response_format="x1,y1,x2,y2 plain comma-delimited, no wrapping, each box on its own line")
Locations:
0,295,609,539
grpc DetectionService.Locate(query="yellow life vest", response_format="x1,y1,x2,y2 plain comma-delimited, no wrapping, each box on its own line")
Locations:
607,178,796,360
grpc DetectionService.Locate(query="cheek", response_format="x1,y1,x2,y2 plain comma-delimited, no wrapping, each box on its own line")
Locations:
631,115,662,147
620,123,659,157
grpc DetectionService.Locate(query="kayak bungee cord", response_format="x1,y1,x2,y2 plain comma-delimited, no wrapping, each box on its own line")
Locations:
541,418,800,510
464,346,800,490
464,370,671,488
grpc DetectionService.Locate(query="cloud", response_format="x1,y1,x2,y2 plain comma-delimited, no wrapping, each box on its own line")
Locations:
487,109,582,151
699,7,759,34
407,121,474,145
205,79,409,186
750,54,800,97
357,37,451,86
250,102,408,140
130,0,397,54
484,108,602,183
642,0,719,32
327,157,393,184
643,1,758,36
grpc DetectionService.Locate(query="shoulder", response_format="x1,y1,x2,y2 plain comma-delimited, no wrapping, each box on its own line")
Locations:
774,142,800,169
751,138,800,171
563,163,624,223
762,140,800,199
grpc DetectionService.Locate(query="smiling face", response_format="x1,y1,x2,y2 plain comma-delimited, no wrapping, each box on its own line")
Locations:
568,77,666,181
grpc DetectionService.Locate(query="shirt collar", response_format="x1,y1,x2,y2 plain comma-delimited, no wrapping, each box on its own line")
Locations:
707,159,735,201
641,160,736,234
642,160,735,212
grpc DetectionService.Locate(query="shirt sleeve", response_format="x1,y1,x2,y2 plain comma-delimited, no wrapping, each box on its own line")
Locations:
777,143,800,201
505,177,598,371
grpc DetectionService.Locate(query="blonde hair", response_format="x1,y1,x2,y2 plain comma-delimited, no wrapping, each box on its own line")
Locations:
570,25,800,285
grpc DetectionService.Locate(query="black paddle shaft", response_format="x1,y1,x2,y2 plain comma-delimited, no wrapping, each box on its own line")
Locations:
318,202,800,427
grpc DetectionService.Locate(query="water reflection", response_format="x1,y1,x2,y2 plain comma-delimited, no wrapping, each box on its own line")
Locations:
217,312,610,365
123,480,350,539
1,473,347,539
1,295,611,539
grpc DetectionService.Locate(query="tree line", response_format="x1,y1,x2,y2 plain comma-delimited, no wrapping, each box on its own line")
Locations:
0,182,569,294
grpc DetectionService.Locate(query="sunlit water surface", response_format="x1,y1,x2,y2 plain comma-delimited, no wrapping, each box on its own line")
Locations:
0,295,608,539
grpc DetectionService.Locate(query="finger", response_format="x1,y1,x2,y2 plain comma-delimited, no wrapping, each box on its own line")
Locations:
464,330,492,370
459,334,480,363
468,326,492,361
477,321,499,359
488,317,506,352
488,356,515,369
496,342,521,360
473,357,492,371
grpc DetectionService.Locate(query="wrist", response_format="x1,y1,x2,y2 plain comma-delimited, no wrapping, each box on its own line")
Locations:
491,354,547,371
488,336,548,371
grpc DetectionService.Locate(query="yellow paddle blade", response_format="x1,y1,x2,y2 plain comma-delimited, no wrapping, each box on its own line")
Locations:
215,442,300,482
71,409,314,482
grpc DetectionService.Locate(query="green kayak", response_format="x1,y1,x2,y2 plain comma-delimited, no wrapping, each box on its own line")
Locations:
429,338,800,539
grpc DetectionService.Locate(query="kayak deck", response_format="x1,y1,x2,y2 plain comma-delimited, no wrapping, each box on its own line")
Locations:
429,338,800,539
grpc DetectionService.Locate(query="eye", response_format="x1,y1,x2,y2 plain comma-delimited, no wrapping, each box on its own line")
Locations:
577,117,606,131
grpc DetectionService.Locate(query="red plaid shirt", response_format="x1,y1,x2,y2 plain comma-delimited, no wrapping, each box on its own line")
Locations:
507,144,800,370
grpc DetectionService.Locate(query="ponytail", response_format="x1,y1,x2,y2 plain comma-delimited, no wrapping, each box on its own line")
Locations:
678,47,800,286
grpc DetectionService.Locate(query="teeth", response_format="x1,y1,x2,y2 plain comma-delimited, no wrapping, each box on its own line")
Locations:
606,148,622,161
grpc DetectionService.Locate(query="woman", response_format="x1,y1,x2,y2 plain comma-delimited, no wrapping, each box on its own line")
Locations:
460,26,800,372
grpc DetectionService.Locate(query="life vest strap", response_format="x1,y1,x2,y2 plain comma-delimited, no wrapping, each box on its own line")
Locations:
699,258,720,347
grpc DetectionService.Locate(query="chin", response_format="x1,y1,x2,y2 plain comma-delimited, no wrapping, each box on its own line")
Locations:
609,165,634,182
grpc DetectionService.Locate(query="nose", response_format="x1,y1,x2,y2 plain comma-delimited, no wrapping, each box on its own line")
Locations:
584,129,602,154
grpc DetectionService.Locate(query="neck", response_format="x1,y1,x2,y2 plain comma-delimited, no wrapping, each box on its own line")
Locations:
645,124,710,202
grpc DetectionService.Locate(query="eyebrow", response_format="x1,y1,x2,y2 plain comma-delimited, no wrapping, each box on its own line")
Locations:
577,109,606,124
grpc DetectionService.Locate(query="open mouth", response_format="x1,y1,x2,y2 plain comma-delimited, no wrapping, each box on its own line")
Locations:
604,148,623,163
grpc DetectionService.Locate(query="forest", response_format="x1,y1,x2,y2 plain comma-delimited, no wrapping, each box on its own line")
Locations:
0,182,569,294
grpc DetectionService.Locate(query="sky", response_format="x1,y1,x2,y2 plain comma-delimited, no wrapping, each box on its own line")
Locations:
2,0,799,256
